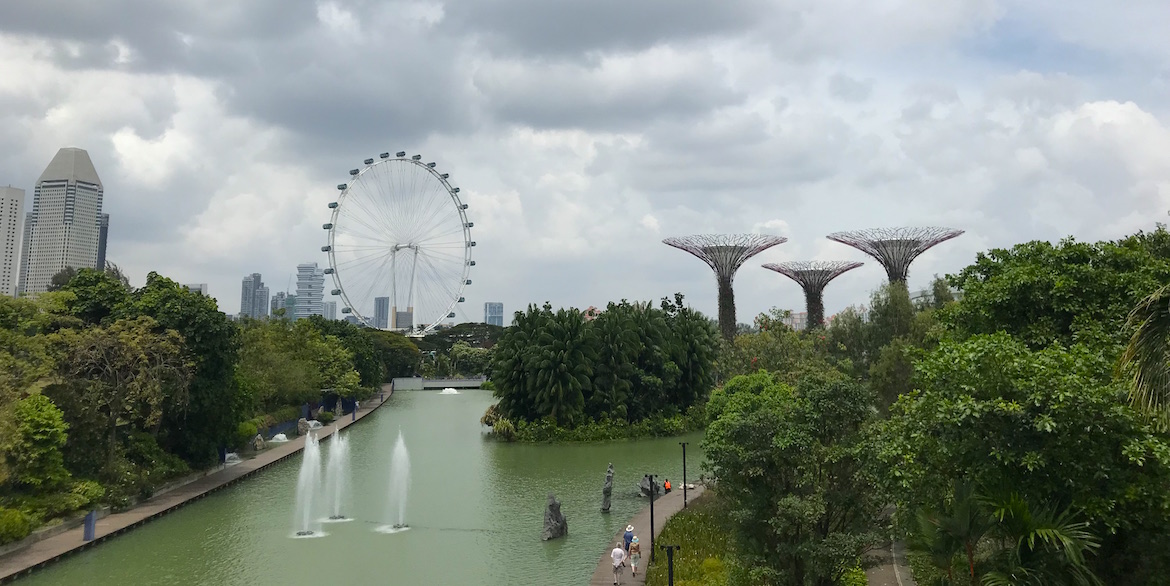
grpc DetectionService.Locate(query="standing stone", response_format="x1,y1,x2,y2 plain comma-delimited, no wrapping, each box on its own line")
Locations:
541,493,568,541
639,475,661,498
601,463,614,513
297,418,311,436
251,434,266,451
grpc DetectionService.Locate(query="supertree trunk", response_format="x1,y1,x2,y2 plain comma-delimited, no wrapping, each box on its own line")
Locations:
805,289,825,331
717,274,736,341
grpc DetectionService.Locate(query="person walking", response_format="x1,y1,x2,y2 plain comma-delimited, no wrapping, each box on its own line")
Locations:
611,541,627,585
629,536,642,577
664,478,672,494
623,524,634,551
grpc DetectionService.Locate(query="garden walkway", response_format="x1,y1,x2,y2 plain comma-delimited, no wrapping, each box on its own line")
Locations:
0,385,394,584
588,484,706,586
866,538,917,586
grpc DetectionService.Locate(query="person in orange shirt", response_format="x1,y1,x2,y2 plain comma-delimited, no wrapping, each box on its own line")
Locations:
664,479,672,494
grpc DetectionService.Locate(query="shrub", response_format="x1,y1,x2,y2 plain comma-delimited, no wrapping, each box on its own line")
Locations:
236,421,259,448
480,403,500,427
480,380,495,391
0,508,31,545
8,395,71,490
317,411,335,423
491,418,516,442
270,406,301,425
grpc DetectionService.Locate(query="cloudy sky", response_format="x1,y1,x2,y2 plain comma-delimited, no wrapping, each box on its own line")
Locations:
1,0,1168,324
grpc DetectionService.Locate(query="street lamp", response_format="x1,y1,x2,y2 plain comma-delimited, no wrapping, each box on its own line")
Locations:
660,544,682,586
679,441,689,508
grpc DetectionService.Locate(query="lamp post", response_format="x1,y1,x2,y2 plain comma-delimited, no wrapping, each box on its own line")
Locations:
660,544,681,586
647,473,656,563
679,441,689,508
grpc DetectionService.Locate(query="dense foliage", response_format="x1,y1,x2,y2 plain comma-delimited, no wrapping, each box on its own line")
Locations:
0,266,421,544
486,294,718,436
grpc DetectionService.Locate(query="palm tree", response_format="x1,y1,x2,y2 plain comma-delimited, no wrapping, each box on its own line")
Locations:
980,493,1101,586
908,481,992,585
1120,283,1170,428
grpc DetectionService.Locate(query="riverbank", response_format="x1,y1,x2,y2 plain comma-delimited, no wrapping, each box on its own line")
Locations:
0,384,394,583
588,484,707,586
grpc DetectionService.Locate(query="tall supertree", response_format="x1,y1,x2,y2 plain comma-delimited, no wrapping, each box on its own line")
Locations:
663,234,787,341
826,227,964,284
762,261,863,330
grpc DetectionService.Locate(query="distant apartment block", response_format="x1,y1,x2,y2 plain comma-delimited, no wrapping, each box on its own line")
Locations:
780,311,808,331
374,296,390,329
239,273,270,319
484,301,504,327
0,187,25,296
18,148,107,295
294,263,324,320
183,283,209,296
323,301,337,321
95,213,109,270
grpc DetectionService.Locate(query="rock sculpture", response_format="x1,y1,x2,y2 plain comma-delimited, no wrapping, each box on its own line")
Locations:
251,434,266,451
297,418,311,436
601,463,614,513
639,475,661,498
541,493,568,541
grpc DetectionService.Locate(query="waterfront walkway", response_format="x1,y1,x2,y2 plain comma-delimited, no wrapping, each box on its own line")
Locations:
866,539,917,586
0,386,394,583
588,484,706,586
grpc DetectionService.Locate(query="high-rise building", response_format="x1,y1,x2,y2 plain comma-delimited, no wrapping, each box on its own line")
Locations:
484,302,504,327
95,213,109,270
285,294,297,315
374,296,390,329
0,187,25,296
294,263,324,320
18,148,106,296
182,283,209,296
239,273,269,319
271,291,287,314
323,301,337,321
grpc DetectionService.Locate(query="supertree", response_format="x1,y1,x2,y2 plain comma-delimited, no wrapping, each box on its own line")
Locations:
762,261,863,330
826,227,963,284
663,234,787,341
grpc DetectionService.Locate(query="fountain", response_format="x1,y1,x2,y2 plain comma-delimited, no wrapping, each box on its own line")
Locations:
376,430,411,533
307,420,324,430
292,433,324,537
323,432,351,522
440,387,460,395
269,433,289,443
224,452,242,466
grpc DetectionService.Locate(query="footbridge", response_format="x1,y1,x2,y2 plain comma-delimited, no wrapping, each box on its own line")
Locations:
392,377,487,390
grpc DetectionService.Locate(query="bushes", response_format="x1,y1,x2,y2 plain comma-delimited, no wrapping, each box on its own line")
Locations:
645,493,731,586
0,508,31,545
317,411,335,424
500,407,706,442
7,395,71,490
235,421,259,449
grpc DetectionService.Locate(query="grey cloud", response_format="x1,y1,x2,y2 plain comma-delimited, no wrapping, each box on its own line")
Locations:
828,72,873,102
441,0,772,58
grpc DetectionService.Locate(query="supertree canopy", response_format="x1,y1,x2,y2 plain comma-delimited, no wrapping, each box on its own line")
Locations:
826,227,963,283
762,260,863,330
663,234,787,341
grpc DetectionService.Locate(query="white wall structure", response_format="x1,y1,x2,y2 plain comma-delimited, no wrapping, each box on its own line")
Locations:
18,148,105,296
294,262,324,319
0,187,25,296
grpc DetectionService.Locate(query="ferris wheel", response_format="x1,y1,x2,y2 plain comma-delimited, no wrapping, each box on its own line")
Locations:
322,152,474,334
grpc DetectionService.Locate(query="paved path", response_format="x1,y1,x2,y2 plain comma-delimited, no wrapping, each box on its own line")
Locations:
866,539,917,586
588,484,706,586
0,386,394,584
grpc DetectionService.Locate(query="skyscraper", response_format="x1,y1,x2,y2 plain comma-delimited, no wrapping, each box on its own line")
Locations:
182,283,209,296
294,263,324,319
374,296,390,329
484,302,504,327
0,187,25,296
323,301,338,321
239,273,269,319
95,213,109,270
271,291,286,315
18,148,106,296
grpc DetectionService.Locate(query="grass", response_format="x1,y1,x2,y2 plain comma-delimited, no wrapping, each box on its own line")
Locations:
644,492,731,586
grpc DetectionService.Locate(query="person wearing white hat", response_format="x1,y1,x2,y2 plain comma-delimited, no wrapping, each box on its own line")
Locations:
623,524,634,551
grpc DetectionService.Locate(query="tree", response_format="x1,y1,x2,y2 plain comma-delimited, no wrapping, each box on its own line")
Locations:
1119,283,1170,428
127,272,239,464
4,395,71,491
62,268,131,325
235,319,319,411
944,227,1170,352
879,333,1170,582
304,316,383,388
532,308,595,426
52,317,192,466
703,369,882,586
449,341,491,377
415,322,505,353
367,329,421,380
47,267,78,292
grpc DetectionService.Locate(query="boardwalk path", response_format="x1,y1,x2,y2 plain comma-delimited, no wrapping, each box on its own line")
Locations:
587,484,706,586
0,385,394,583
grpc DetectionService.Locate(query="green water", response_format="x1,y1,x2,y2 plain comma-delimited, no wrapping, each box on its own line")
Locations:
17,390,703,585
